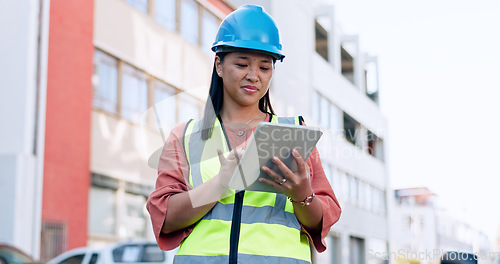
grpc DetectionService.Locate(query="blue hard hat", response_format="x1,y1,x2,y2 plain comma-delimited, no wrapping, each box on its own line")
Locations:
211,5,285,61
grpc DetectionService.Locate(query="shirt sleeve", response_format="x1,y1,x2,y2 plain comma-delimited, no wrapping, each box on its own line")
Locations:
299,118,342,253
302,146,342,252
146,122,194,251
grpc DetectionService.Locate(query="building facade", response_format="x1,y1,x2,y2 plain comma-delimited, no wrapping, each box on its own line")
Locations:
0,0,390,263
392,188,493,264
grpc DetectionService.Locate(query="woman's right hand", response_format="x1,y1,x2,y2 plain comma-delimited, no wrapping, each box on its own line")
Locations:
216,148,244,188
162,148,244,233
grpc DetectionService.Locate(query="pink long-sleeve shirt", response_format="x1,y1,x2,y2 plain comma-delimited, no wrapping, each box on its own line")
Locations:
146,116,342,253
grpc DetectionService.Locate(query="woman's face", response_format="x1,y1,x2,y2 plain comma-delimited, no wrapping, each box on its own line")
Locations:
216,51,274,109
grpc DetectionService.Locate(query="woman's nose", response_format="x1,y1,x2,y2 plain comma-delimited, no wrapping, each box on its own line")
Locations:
246,67,259,82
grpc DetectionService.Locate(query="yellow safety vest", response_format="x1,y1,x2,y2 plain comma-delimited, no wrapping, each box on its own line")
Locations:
175,115,311,264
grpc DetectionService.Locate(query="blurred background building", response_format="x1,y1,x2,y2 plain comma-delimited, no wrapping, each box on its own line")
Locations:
1,0,495,263
392,187,492,264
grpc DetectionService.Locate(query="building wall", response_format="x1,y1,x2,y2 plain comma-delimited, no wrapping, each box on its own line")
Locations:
93,0,214,93
42,0,94,251
393,192,494,263
0,0,49,258
88,0,233,245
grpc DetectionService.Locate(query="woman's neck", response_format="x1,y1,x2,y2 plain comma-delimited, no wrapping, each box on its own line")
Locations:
219,107,267,124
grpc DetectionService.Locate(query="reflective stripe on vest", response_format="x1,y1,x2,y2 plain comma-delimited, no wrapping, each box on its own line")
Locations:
177,116,310,264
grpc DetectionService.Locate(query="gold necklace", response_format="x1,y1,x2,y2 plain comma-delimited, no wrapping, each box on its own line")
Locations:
223,114,266,137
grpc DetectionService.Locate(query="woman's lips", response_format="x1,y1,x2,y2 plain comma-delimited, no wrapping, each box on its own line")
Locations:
242,86,258,93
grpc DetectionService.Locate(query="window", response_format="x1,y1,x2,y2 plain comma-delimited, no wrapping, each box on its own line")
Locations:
339,171,348,202
365,60,379,103
313,92,334,129
126,0,149,13
180,0,199,45
341,45,354,84
329,103,341,135
59,254,85,264
89,174,151,240
93,50,118,113
113,245,142,262
358,181,365,209
315,19,328,61
155,0,177,31
202,9,220,54
122,192,147,238
331,168,340,194
112,244,165,262
349,176,358,205
143,245,165,262
330,236,341,264
93,49,184,126
367,130,384,162
121,64,148,123
125,0,225,49
320,96,330,128
343,113,360,146
365,184,372,212
40,221,67,262
373,188,386,215
89,186,117,236
153,80,177,133
312,91,321,124
89,253,99,264
178,93,200,122
349,236,365,264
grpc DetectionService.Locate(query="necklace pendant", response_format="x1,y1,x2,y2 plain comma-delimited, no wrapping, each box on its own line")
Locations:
237,130,245,137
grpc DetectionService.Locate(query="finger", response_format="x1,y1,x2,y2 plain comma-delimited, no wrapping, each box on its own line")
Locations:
305,163,311,179
271,156,295,180
226,148,243,160
233,148,243,161
261,166,283,182
217,149,226,165
258,177,285,190
292,149,306,176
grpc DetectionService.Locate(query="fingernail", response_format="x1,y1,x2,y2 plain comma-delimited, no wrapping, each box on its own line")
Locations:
292,149,299,156
272,157,278,162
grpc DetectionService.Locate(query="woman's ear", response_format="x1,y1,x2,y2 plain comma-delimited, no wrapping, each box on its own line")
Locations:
215,56,222,77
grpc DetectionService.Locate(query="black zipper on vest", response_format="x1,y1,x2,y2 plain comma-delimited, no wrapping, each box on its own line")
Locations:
217,114,272,264
217,115,243,264
229,191,244,264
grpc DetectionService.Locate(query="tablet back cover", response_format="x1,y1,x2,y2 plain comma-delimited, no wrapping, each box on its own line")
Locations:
229,123,323,193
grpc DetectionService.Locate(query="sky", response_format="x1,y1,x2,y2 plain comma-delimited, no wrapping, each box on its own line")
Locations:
327,0,500,242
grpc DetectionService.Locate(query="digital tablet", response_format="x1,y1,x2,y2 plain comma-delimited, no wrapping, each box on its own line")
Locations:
228,122,323,193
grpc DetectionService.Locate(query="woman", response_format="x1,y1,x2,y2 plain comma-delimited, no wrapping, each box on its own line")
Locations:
147,5,341,264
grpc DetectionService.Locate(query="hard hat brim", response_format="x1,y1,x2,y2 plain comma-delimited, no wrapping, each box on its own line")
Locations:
212,44,284,61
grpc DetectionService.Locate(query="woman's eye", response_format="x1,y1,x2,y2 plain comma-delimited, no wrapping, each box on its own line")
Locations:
260,67,270,71
236,64,247,67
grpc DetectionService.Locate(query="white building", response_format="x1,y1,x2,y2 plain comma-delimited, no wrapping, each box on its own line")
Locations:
89,0,232,247
393,187,493,264
228,1,391,263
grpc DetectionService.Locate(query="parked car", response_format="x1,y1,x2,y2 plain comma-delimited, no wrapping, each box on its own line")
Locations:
47,240,173,264
0,243,37,264
440,251,478,264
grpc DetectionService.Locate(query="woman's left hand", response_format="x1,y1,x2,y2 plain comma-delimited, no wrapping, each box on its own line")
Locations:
259,149,313,202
